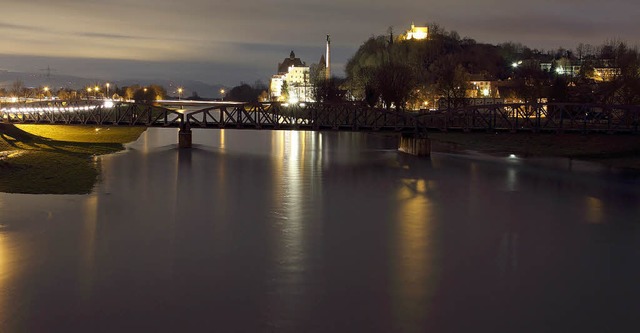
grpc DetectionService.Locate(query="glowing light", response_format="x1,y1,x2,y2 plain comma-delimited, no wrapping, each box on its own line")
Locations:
404,24,429,40
482,88,490,97
103,99,114,108
288,96,299,105
508,154,517,159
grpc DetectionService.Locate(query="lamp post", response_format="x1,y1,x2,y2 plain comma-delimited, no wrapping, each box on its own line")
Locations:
178,87,183,100
87,87,92,99
94,85,100,99
43,86,49,100
220,88,225,101
106,83,110,99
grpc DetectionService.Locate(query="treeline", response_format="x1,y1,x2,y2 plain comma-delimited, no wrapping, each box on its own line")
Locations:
343,24,640,108
0,81,167,103
225,81,269,102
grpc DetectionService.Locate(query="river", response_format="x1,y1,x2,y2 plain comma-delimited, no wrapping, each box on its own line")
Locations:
1,128,639,332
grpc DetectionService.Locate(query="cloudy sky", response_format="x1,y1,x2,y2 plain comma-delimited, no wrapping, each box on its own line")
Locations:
0,0,638,85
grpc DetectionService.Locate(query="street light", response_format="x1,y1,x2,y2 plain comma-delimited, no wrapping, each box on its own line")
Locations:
87,87,92,99
106,83,110,98
43,86,49,100
220,88,225,101
178,87,183,100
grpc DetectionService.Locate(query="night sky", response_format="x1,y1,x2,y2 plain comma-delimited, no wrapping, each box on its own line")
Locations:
1,0,638,85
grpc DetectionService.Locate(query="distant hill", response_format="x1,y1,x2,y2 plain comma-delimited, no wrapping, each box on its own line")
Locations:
0,71,225,98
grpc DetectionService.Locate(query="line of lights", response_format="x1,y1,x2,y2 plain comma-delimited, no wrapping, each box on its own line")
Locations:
0,100,115,113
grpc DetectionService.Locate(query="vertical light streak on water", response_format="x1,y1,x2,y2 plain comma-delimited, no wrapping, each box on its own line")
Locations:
506,167,518,192
219,129,225,150
586,196,604,224
267,130,308,327
0,194,17,329
392,177,435,331
281,130,304,282
167,139,180,278
0,222,8,326
215,130,228,216
316,133,324,169
77,193,98,300
140,128,150,154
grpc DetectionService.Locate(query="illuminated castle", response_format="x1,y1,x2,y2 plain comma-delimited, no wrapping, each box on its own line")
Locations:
269,50,311,102
404,23,428,40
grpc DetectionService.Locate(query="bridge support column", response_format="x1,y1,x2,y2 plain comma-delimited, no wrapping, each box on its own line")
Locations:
398,134,431,156
178,128,192,149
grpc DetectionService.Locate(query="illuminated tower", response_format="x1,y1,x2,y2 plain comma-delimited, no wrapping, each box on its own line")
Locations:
325,34,331,80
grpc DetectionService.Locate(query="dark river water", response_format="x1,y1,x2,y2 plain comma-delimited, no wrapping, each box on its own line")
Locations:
1,128,640,332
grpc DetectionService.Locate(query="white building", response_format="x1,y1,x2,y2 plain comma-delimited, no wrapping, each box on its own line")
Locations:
270,51,313,103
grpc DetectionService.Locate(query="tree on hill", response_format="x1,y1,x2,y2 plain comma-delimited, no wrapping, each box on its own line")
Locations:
227,82,268,103
430,55,469,109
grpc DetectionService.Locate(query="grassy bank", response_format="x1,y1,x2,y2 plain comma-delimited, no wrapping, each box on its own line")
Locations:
429,132,640,169
0,124,146,194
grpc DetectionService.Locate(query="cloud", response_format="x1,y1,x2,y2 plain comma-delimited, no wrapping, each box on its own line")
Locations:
0,22,46,32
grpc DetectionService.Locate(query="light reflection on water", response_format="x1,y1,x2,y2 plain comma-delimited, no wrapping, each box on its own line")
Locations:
393,178,435,331
77,194,98,300
1,128,640,332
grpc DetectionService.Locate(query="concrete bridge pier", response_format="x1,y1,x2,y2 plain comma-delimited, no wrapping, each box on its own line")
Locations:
178,125,192,149
398,134,431,156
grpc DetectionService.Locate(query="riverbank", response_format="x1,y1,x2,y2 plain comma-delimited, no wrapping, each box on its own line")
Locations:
0,124,146,194
429,132,640,170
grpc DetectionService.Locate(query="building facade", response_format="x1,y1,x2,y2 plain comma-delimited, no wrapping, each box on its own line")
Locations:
270,51,312,102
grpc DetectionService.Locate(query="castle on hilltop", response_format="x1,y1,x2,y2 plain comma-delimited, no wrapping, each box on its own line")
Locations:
403,23,428,40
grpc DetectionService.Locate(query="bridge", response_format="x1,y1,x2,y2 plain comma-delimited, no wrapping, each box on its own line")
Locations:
1,99,639,155
0,99,430,154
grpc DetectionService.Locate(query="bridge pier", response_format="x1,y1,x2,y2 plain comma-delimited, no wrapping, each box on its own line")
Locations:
398,134,431,156
178,127,192,149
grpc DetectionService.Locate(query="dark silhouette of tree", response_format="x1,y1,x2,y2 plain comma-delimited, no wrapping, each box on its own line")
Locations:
314,77,346,103
430,55,469,109
189,91,202,100
11,79,24,99
510,60,551,104
374,63,415,109
549,76,569,102
227,82,268,103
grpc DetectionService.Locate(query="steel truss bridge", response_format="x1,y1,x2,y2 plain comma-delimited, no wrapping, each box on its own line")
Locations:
1,99,639,152
0,99,424,133
419,103,640,133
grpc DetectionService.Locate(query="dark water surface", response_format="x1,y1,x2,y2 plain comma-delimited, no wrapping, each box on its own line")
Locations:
1,128,640,332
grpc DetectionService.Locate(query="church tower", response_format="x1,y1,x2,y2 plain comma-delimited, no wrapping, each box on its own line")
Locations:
325,35,331,80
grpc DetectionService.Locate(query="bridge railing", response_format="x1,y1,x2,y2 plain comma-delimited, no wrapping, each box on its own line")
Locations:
5,100,639,134
417,103,640,133
185,102,425,135
0,100,184,127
